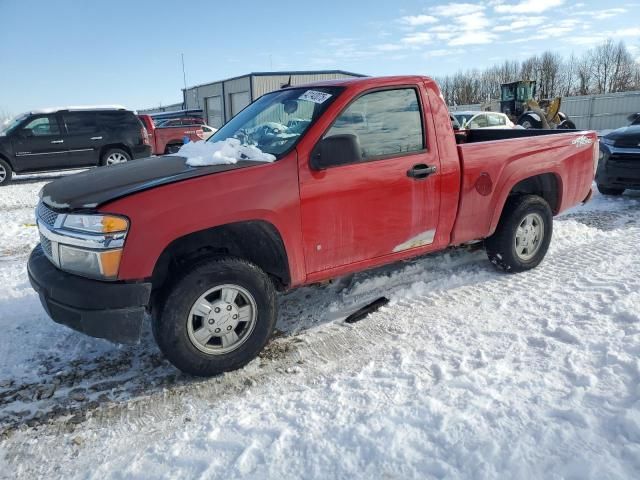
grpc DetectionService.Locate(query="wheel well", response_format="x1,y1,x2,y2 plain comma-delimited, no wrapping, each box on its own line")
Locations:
0,153,13,170
100,144,132,161
508,173,560,213
151,221,291,292
164,141,184,154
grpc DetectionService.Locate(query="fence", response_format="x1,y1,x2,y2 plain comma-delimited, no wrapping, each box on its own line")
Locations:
449,90,640,131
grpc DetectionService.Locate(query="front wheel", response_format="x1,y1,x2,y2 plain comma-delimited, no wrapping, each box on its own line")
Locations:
485,195,553,273
0,158,12,186
153,257,277,377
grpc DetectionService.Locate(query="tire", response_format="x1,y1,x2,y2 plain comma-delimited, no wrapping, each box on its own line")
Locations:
597,184,624,196
557,119,576,129
165,143,183,154
517,114,542,129
485,195,553,273
0,158,12,186
153,257,278,377
101,148,131,166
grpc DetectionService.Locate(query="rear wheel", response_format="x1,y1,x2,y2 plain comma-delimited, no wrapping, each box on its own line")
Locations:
485,195,553,273
165,143,183,154
101,148,131,166
597,184,624,196
517,114,542,129
0,159,12,186
152,257,277,377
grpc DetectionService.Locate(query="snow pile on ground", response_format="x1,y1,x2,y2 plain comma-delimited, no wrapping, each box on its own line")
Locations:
174,138,276,166
0,179,639,479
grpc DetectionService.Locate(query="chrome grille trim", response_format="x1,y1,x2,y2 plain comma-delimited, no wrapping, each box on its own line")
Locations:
36,202,59,228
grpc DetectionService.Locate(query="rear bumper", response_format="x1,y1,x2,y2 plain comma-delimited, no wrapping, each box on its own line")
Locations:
28,245,152,344
132,145,152,159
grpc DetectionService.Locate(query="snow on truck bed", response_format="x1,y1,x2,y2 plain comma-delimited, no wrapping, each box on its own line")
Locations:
1,172,640,479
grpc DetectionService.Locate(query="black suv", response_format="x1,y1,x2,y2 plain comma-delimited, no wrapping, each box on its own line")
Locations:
0,106,151,186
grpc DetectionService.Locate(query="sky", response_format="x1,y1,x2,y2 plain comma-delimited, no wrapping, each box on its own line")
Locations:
1,0,639,114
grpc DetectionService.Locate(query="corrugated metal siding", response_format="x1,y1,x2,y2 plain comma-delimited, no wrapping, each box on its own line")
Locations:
449,104,482,112
184,82,222,110
223,77,251,121
252,73,359,100
561,91,640,130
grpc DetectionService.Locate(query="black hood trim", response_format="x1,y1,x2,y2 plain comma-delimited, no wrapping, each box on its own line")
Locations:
41,155,266,211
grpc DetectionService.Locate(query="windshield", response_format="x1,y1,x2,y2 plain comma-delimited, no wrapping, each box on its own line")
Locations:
208,87,342,158
0,113,29,136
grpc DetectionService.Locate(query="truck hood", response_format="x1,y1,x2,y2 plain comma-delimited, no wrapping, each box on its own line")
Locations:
603,125,640,148
41,155,263,211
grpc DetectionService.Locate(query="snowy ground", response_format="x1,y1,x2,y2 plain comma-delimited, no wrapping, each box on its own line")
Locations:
0,172,639,479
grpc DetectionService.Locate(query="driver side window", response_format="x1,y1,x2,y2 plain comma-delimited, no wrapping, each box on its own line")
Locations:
325,88,424,160
23,115,60,136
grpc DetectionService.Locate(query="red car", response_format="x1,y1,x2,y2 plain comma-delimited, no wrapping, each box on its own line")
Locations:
29,76,597,376
138,114,205,155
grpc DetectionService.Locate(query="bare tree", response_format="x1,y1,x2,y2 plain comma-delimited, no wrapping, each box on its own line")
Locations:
434,39,640,105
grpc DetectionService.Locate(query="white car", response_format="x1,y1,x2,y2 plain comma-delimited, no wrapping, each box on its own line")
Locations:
452,111,515,129
199,125,217,140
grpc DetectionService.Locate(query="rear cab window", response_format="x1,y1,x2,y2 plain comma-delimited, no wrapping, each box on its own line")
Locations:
324,88,425,161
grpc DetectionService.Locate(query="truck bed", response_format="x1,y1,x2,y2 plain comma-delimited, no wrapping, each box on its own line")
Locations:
450,130,596,245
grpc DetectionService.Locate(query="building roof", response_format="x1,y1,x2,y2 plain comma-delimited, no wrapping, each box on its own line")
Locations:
182,70,366,91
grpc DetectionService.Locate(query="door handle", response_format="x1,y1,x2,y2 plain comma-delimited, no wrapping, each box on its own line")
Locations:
407,164,437,180
50,139,64,144
90,136,103,140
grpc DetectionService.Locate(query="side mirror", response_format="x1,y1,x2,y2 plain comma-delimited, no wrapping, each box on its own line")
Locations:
310,134,361,170
19,129,33,138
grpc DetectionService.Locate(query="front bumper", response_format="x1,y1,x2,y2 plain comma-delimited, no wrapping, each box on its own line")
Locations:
28,245,152,344
597,144,640,189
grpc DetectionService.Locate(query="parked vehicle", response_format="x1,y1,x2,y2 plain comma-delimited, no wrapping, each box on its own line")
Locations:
596,123,640,195
29,76,597,376
452,111,515,129
0,106,150,185
137,114,214,154
499,80,575,129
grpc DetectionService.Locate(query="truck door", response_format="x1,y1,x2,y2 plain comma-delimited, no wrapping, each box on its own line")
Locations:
298,86,442,273
11,114,67,172
60,111,102,166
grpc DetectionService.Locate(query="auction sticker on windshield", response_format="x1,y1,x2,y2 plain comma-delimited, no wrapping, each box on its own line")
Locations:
299,90,332,104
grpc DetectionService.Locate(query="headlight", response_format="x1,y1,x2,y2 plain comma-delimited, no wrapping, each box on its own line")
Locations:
62,214,129,234
601,137,615,146
37,209,130,281
58,245,123,280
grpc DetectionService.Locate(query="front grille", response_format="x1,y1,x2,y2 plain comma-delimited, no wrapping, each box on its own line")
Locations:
40,234,53,259
614,138,640,148
37,202,59,228
609,155,640,169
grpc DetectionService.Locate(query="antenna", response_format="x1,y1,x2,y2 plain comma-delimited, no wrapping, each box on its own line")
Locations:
181,53,188,92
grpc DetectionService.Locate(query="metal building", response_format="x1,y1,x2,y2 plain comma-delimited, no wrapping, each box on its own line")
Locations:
138,102,184,115
182,70,365,128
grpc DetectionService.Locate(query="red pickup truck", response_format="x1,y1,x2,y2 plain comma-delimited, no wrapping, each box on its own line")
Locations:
29,76,597,376
138,114,207,155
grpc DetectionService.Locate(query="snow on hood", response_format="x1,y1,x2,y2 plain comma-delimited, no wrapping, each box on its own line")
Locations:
173,139,276,166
